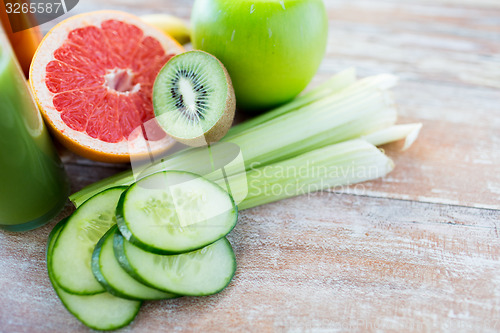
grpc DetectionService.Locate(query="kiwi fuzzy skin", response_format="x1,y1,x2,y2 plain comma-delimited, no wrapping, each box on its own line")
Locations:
172,52,236,147
153,50,236,147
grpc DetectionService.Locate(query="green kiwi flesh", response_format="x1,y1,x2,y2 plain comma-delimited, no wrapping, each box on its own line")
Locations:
153,51,235,146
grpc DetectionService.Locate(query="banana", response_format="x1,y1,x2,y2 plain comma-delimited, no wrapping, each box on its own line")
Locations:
140,14,191,45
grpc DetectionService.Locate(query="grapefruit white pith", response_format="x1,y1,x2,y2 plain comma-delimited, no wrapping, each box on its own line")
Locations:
30,11,184,163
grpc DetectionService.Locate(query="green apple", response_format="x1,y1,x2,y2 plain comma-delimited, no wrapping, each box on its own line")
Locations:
191,0,328,112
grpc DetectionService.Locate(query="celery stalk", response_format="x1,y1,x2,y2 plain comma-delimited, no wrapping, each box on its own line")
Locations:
225,89,396,170
218,139,394,210
226,68,357,136
70,73,400,207
363,123,423,150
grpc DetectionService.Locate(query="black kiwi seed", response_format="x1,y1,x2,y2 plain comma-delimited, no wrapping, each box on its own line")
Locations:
166,67,211,122
153,50,235,146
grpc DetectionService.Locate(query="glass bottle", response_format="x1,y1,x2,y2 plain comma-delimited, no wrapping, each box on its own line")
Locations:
0,25,69,232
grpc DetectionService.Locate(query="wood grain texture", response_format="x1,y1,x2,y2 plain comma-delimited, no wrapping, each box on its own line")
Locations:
1,0,499,332
317,0,500,209
1,194,499,332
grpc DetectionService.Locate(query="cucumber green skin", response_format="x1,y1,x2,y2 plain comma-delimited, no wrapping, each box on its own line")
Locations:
51,186,129,296
47,218,69,255
91,226,180,301
47,219,141,331
115,170,239,255
113,232,237,297
112,231,168,291
91,226,137,301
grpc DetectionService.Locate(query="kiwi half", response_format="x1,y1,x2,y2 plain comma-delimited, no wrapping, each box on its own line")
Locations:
153,50,236,146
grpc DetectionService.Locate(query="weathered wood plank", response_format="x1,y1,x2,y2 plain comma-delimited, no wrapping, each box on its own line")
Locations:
321,0,500,90
317,0,500,209
1,0,499,332
51,0,500,210
1,193,499,332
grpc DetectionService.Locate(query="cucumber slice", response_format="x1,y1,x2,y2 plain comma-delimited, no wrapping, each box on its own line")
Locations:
51,187,127,295
116,171,238,254
114,232,237,296
92,226,179,300
47,220,141,331
47,219,68,257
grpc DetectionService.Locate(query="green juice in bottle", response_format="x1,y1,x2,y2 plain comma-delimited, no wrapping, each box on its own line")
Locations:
0,30,69,231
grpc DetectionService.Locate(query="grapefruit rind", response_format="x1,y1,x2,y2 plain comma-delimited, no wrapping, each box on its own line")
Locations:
30,11,184,163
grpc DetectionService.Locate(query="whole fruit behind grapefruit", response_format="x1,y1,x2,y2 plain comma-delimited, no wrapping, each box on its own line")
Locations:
30,11,184,163
191,0,328,112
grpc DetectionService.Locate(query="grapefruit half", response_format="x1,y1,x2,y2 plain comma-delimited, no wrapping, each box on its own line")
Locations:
30,11,184,163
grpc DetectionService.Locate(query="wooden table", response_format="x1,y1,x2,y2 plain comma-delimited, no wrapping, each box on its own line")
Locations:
1,0,499,331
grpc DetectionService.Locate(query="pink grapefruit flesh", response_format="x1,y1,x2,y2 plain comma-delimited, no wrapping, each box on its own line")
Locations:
30,11,184,162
